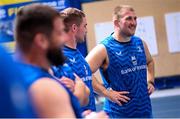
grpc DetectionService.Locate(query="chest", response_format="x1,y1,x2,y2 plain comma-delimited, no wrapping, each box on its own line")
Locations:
107,42,146,68
65,53,92,78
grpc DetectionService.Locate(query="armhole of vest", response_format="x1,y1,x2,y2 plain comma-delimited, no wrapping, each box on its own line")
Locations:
138,38,147,62
85,62,92,75
101,43,110,73
28,76,44,91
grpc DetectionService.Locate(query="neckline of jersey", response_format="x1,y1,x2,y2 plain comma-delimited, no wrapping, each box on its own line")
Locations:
111,36,132,45
64,45,77,51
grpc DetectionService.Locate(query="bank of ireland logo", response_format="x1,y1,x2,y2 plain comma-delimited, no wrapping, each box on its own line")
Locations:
131,56,137,65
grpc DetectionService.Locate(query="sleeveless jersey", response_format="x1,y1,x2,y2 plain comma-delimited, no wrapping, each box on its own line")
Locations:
100,35,152,118
0,47,36,117
63,46,96,111
19,63,82,118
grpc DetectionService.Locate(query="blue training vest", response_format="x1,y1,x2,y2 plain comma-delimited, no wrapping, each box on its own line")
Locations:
100,35,152,118
18,63,82,118
52,63,76,81
0,47,36,117
63,46,96,111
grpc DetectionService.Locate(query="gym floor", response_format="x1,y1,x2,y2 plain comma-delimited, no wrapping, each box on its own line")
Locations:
151,87,180,118
96,87,180,118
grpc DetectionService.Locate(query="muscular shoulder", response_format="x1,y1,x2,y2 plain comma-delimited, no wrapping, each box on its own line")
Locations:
86,44,107,62
30,77,69,103
86,44,108,73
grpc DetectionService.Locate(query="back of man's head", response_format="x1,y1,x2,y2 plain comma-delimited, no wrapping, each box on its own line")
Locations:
14,4,60,53
60,7,85,32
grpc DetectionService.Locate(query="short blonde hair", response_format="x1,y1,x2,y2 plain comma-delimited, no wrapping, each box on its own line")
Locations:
60,7,85,32
113,5,134,20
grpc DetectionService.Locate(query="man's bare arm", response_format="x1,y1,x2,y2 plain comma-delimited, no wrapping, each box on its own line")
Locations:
142,40,155,95
86,45,130,105
30,78,75,118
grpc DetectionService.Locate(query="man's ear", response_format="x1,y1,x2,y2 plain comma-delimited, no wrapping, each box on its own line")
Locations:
71,24,78,33
114,19,120,27
34,33,49,50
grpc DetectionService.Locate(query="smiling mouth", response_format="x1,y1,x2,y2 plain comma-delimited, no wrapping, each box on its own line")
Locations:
129,25,136,31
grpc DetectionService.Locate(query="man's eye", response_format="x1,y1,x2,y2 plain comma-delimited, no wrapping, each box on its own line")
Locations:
126,17,132,20
126,16,137,21
134,17,137,20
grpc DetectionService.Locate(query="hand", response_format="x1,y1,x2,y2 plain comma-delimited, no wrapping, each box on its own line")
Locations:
73,73,90,106
106,88,130,106
74,73,83,83
148,82,155,95
82,110,92,117
85,111,108,119
74,73,90,96
59,76,75,92
73,73,87,91
93,111,108,119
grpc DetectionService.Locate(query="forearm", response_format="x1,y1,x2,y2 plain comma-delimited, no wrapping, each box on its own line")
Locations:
143,40,155,84
74,81,89,106
147,59,155,84
92,76,109,98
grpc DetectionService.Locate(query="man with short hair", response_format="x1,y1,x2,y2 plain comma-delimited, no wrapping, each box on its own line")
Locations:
14,4,81,118
86,5,155,118
57,8,96,112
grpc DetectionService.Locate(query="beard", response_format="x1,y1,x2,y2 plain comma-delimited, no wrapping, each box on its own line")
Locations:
121,30,135,38
76,34,86,43
47,47,66,67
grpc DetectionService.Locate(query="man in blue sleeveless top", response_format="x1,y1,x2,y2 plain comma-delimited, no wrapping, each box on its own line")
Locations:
51,63,90,106
14,4,108,119
0,46,36,117
57,8,96,112
86,5,155,118
14,4,81,118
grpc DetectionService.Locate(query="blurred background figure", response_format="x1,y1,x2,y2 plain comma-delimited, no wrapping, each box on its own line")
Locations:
59,7,96,112
0,46,36,117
